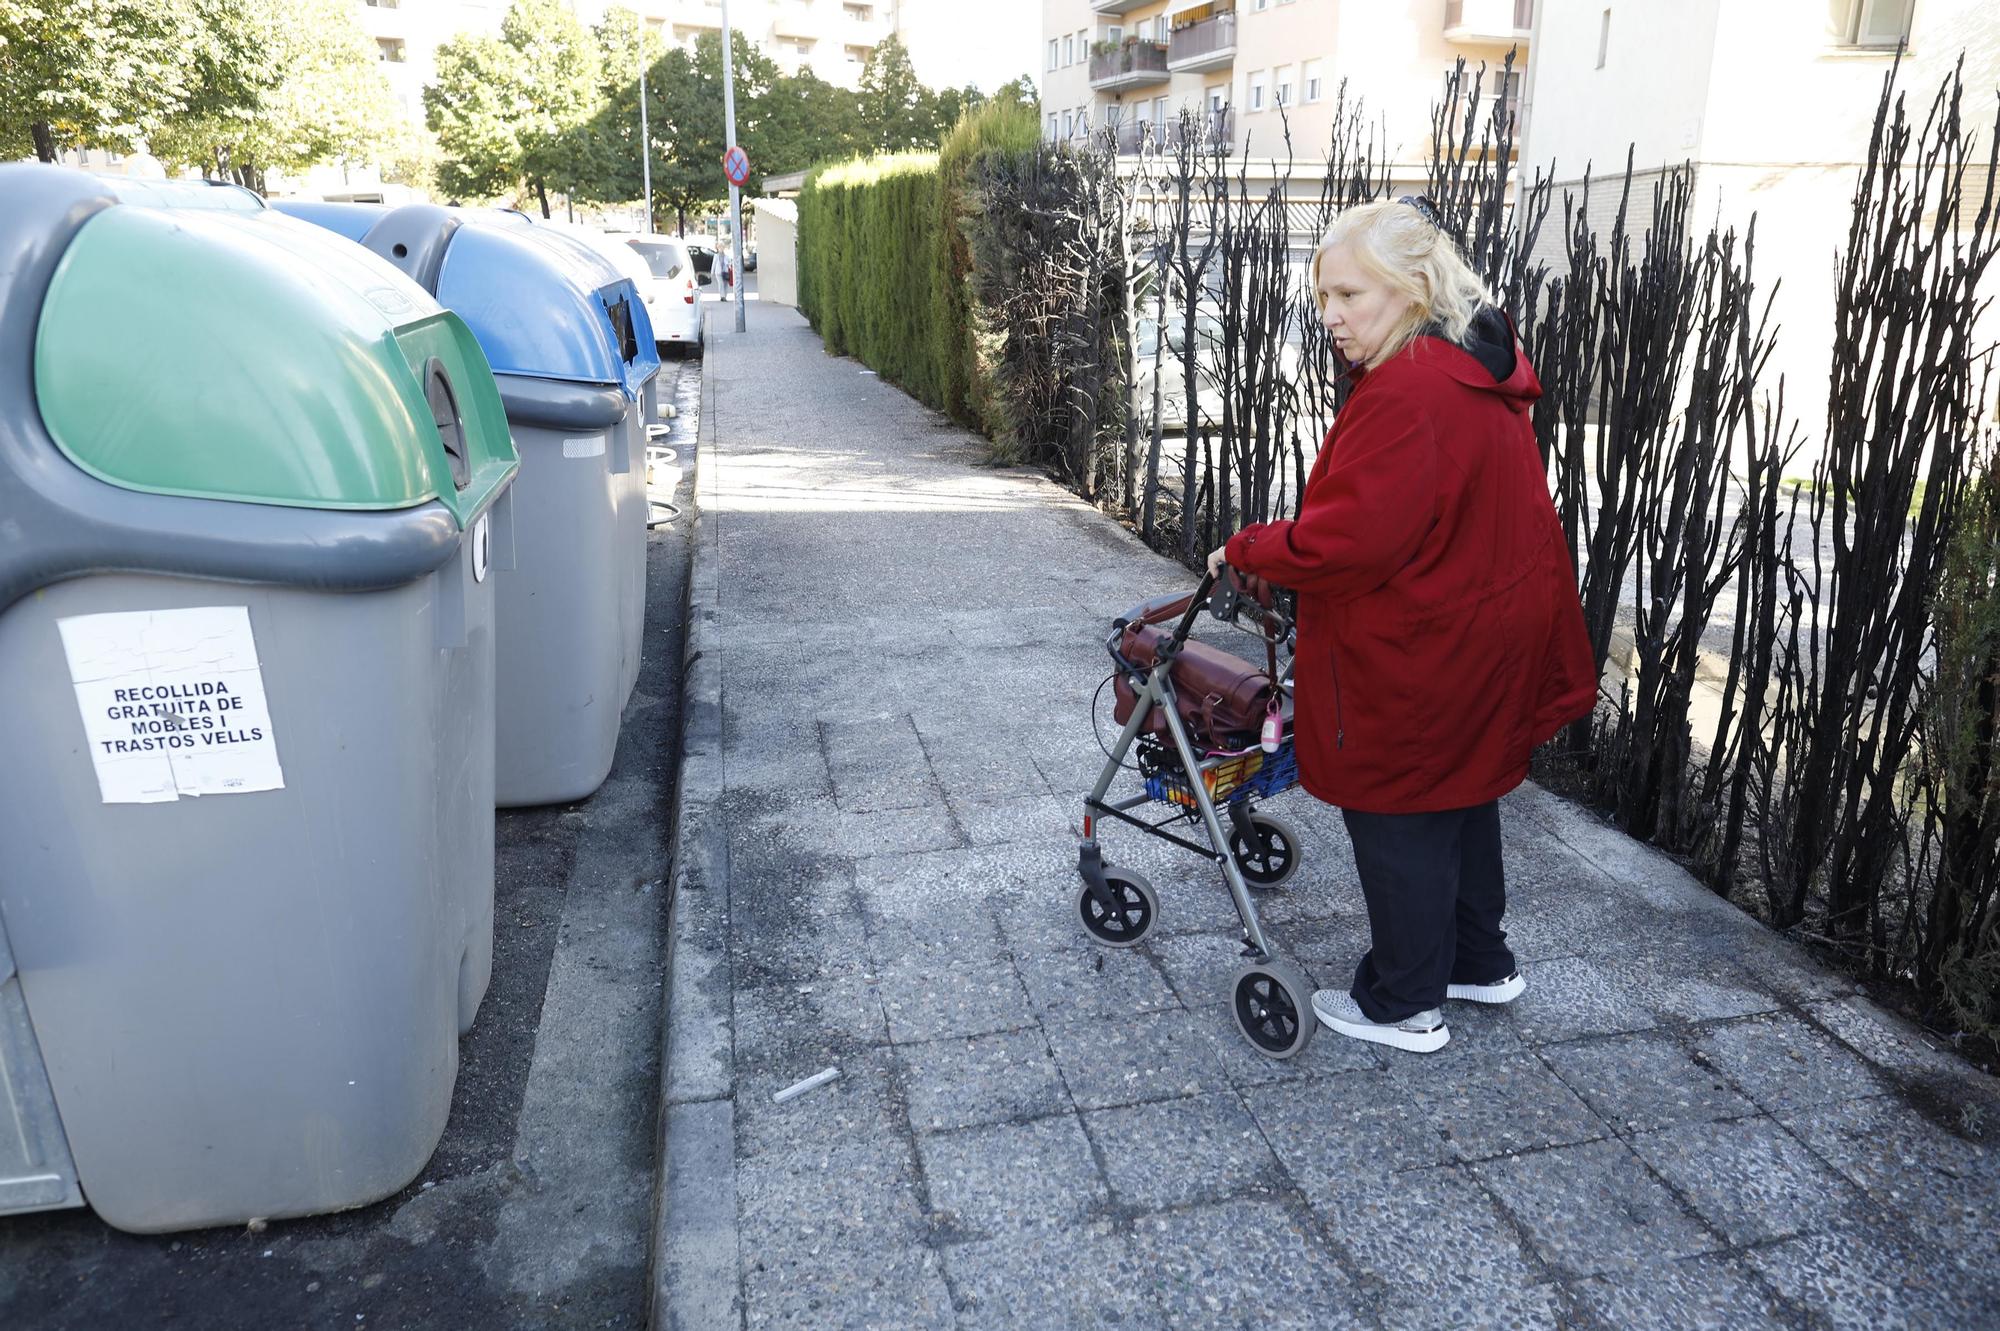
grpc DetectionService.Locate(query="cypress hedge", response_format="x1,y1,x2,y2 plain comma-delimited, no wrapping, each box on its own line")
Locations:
796,100,1042,430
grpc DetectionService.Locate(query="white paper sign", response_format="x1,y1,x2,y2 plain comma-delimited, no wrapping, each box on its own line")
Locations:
57,606,286,805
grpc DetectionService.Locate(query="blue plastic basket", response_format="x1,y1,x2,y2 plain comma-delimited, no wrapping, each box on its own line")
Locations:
1145,737,1298,808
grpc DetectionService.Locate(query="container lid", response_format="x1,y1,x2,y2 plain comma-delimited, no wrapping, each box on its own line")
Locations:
430,221,658,396
519,224,662,397
94,177,268,212
269,199,386,243
34,206,515,527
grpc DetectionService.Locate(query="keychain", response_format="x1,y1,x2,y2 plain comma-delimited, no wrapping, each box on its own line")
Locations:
1261,694,1283,754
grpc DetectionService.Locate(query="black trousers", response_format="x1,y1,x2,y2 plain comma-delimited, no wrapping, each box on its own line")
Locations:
1341,800,1516,1023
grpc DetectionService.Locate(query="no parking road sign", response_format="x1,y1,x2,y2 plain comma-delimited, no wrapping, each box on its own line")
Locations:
722,145,750,189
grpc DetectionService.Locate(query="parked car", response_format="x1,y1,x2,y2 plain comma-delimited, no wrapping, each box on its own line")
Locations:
1134,312,1225,433
617,233,705,356
683,241,717,283
1133,309,1309,435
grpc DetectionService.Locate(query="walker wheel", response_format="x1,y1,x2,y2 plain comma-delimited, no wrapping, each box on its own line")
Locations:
1077,867,1157,948
1230,811,1301,889
1231,959,1314,1059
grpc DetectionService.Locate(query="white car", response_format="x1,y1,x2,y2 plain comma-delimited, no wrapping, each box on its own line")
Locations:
617,234,706,356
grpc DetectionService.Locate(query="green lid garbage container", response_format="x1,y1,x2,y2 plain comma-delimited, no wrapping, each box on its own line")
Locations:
0,166,519,1234
280,203,662,806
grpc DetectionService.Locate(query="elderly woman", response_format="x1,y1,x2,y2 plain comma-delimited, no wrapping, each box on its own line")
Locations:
1209,198,1595,1054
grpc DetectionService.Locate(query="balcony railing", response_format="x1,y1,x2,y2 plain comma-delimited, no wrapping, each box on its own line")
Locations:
671,1,724,29
1089,40,1171,91
1443,0,1534,42
1167,12,1236,73
1114,108,1236,156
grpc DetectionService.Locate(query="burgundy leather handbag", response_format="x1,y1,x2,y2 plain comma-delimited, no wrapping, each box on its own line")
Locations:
1111,595,1278,742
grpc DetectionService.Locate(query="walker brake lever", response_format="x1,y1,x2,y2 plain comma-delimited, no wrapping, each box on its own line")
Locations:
1208,569,1245,624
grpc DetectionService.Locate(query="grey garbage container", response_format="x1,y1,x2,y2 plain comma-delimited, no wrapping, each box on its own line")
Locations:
0,166,519,1234
291,205,662,806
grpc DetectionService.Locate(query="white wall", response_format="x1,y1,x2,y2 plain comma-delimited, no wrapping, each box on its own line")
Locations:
1520,0,1723,182
752,196,799,307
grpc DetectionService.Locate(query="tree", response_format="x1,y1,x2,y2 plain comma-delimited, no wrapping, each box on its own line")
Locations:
760,69,863,178
855,34,934,153
151,0,404,193
0,0,211,162
565,5,669,210
426,34,527,201
504,0,600,216
426,0,601,214
932,83,986,139
644,30,785,234
993,74,1039,110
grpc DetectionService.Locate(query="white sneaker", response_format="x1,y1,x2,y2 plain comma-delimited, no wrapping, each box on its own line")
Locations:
1311,990,1450,1053
1445,971,1526,1005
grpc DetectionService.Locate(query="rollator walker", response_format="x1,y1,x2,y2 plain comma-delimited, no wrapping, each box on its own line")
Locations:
1075,570,1315,1058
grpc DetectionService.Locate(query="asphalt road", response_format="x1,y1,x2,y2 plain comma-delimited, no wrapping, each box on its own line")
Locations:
0,355,700,1331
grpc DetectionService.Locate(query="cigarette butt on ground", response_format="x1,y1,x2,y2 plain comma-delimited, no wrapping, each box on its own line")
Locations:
772,1066,841,1104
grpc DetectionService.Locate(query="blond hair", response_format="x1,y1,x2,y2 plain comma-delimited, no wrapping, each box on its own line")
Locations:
1310,200,1492,368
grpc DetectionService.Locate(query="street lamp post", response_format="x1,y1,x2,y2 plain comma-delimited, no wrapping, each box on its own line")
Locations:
637,24,652,233
720,0,747,333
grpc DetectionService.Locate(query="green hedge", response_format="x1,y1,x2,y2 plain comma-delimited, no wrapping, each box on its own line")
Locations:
797,152,946,408
796,100,1042,430
935,101,1041,434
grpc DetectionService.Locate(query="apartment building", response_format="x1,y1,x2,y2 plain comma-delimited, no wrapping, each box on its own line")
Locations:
1521,0,2000,440
355,0,507,128
612,0,901,89
1038,0,1531,167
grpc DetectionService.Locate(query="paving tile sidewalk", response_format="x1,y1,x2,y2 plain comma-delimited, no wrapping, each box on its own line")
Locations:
651,304,2000,1331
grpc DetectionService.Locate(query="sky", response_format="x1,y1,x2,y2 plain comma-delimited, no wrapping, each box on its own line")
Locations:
901,0,1042,94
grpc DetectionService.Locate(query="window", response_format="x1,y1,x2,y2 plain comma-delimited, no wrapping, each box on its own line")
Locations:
1105,25,1122,44
1064,33,1074,65
1048,38,1059,71
796,40,813,54
363,0,399,8
376,37,406,62
1248,70,1267,111
1275,64,1294,107
1076,106,1089,137
1303,59,1324,103
1253,0,1269,10
1496,68,1523,132
1207,86,1226,112
1062,110,1074,137
1832,0,1915,47
1047,112,1059,139
1596,8,1610,68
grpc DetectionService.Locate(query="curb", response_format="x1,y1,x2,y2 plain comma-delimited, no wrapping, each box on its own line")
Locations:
646,325,731,1330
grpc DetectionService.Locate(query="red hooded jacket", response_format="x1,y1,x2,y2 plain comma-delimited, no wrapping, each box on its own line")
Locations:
1224,312,1596,814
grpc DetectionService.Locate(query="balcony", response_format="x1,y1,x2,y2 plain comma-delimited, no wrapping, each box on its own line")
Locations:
772,7,820,41
670,1,725,30
1443,0,1533,43
1090,40,1171,92
1168,12,1236,73
1115,108,1236,156
1090,0,1156,14
839,11,890,46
